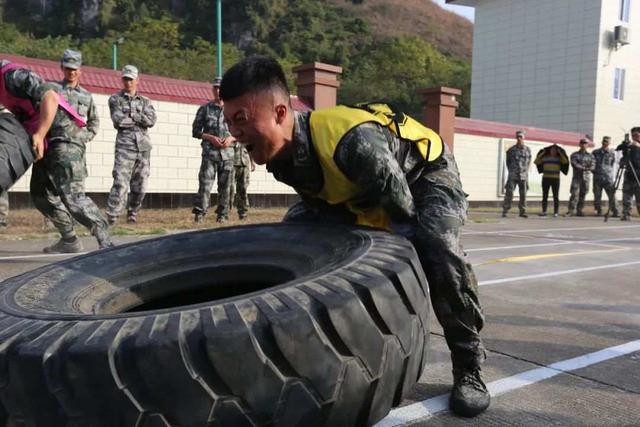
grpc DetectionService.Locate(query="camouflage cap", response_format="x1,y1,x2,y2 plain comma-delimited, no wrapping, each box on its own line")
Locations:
61,49,82,69
579,138,589,145
121,64,139,79
212,77,222,87
515,130,525,138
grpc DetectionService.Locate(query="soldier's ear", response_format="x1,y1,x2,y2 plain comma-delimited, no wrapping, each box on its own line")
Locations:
274,103,288,125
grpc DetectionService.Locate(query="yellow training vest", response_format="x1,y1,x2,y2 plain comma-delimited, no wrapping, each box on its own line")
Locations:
308,105,444,230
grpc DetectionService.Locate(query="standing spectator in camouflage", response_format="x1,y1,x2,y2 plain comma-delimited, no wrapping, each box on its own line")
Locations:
592,136,619,217
502,130,531,218
621,127,640,221
192,77,235,223
229,142,255,219
0,189,7,228
220,56,489,418
30,49,113,253
106,65,157,225
566,139,596,217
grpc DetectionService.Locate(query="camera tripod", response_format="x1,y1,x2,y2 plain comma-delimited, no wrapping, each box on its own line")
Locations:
604,159,640,222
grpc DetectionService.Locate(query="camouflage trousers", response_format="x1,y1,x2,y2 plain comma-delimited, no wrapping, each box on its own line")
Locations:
0,189,8,225
192,156,233,219
503,177,528,214
622,174,640,216
284,166,486,371
106,148,151,217
30,143,108,240
229,165,250,217
593,177,618,215
568,176,590,213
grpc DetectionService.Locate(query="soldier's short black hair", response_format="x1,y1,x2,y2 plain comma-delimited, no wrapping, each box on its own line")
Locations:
631,127,640,133
220,55,290,102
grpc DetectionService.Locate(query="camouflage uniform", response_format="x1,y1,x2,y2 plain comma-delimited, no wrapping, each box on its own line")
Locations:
268,111,485,372
592,147,618,216
30,79,111,245
106,90,157,221
502,144,531,215
622,144,640,217
229,142,251,218
568,150,596,215
0,189,7,227
192,101,234,220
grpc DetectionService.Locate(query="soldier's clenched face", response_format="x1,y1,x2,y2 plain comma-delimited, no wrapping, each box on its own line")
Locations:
62,67,81,86
223,90,292,165
122,77,138,95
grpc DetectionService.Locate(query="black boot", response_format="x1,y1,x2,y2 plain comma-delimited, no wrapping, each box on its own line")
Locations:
450,367,490,417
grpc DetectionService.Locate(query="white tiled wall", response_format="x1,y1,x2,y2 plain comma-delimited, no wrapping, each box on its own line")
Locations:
11,95,296,195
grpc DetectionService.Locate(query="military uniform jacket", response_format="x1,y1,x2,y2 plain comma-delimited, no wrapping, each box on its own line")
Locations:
192,101,233,161
108,90,157,152
0,60,43,114
506,144,532,180
592,148,617,184
570,151,596,180
267,111,461,223
624,143,640,179
42,80,99,148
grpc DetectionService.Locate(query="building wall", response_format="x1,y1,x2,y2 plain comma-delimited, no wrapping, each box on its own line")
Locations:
470,0,602,136
10,94,296,196
592,0,640,143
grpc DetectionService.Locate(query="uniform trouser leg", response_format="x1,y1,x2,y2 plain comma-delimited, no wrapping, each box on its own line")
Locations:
126,150,151,214
107,148,136,218
568,178,580,212
517,179,527,214
0,189,8,224
30,159,77,239
214,160,233,219
193,156,216,215
234,165,250,216
593,180,603,212
411,177,486,371
603,182,619,215
31,145,108,239
502,178,515,212
577,179,589,214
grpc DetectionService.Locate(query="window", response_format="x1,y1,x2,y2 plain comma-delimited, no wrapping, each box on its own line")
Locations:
620,0,631,22
614,68,626,100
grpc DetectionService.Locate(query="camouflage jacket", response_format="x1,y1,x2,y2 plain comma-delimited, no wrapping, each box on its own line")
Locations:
192,101,233,161
41,80,99,148
233,142,251,167
570,150,596,180
505,144,532,180
108,90,157,152
267,111,467,221
0,60,43,115
592,147,617,183
623,143,640,178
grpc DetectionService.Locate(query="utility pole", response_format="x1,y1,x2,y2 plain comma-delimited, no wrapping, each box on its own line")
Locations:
112,37,124,70
216,0,222,78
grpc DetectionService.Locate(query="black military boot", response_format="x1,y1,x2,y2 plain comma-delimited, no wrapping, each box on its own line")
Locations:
450,367,490,417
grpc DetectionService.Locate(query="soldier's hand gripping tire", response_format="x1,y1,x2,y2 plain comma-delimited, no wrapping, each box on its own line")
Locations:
0,223,430,426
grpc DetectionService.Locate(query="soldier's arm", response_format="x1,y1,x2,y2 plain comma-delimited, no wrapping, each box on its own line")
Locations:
82,97,99,143
570,153,582,170
192,105,206,139
334,122,415,221
588,154,596,171
31,90,60,161
108,95,131,129
6,68,44,107
133,98,157,128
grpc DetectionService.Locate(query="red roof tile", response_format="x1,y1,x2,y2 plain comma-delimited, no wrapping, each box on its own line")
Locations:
455,117,589,146
1,53,312,111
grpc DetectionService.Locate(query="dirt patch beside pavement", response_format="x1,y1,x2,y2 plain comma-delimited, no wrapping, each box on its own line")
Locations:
0,208,289,240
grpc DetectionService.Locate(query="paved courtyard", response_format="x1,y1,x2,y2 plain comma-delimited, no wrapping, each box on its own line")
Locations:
0,214,639,426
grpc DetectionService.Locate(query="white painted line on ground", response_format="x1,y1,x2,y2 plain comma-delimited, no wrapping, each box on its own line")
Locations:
0,253,88,261
478,260,640,286
463,224,640,236
376,339,640,427
466,237,640,252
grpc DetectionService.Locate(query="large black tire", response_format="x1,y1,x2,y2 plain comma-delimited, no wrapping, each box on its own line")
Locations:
0,112,34,192
0,223,430,426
